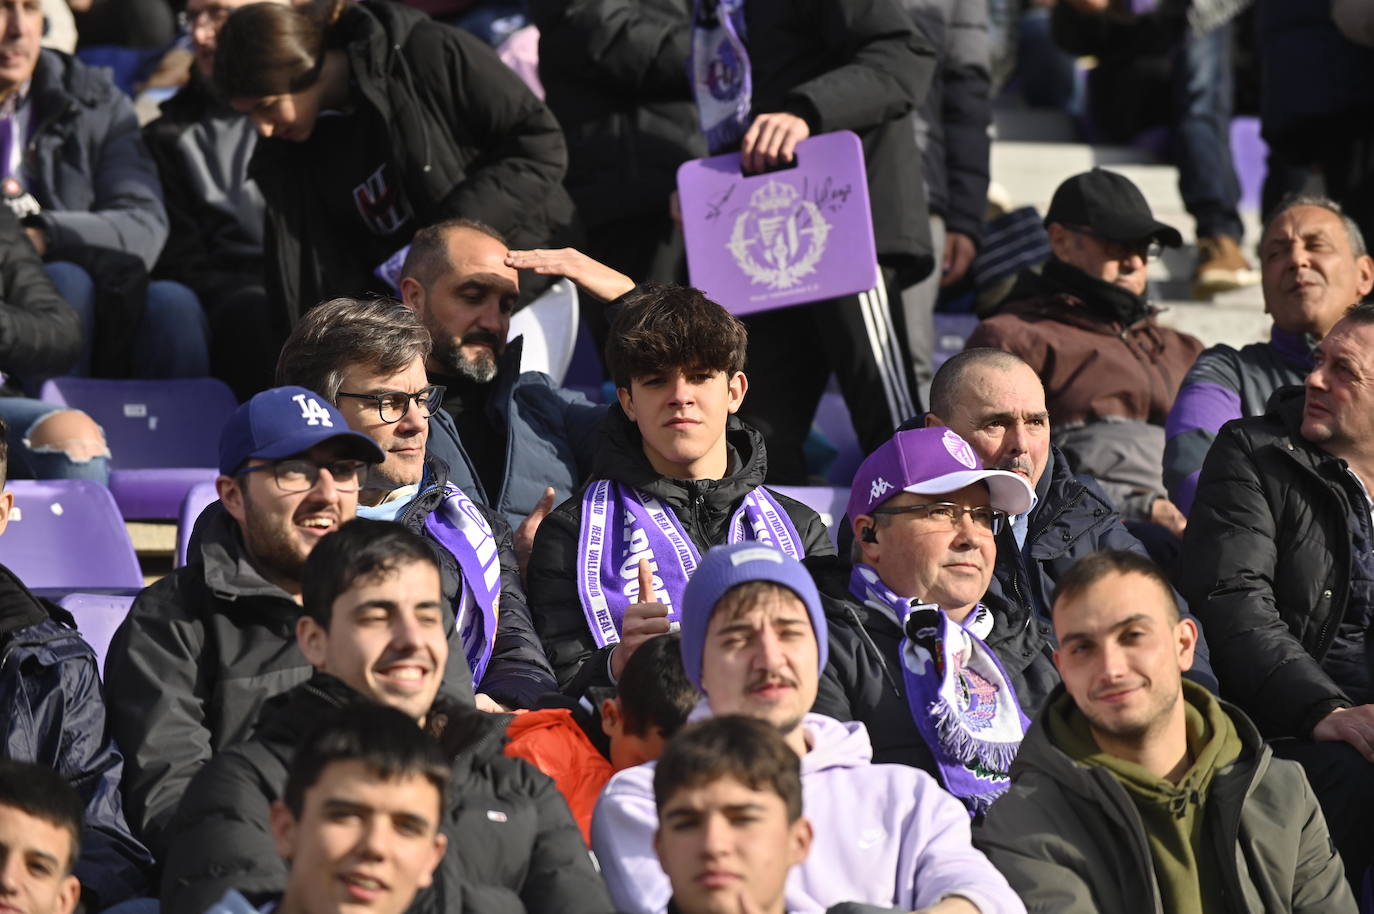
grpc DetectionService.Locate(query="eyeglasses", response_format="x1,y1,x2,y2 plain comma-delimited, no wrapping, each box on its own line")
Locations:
869,502,1007,535
1066,225,1162,263
335,385,446,424
176,5,234,31
238,458,369,493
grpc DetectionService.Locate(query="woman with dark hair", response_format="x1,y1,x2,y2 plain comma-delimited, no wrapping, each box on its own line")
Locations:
213,0,578,325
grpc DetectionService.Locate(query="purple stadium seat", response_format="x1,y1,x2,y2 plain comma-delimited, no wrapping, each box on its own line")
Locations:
813,392,866,487
176,481,220,568
0,480,143,590
57,592,135,675
40,377,237,519
770,486,850,548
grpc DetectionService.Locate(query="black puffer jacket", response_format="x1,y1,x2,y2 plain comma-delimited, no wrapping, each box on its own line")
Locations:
161,675,611,914
104,505,476,858
1180,386,1366,739
250,0,578,322
398,455,557,709
530,0,704,230
526,407,835,693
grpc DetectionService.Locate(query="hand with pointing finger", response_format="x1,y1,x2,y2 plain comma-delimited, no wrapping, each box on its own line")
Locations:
610,558,673,681
515,487,557,584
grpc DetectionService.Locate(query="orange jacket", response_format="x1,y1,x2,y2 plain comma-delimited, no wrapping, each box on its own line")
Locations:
503,707,614,844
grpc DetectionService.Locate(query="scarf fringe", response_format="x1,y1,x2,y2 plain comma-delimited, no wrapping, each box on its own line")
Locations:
927,695,1023,775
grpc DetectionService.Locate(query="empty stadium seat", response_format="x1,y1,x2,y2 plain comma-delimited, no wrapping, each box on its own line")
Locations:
176,480,220,568
40,377,236,519
57,592,135,675
0,480,143,590
769,485,850,548
508,279,580,383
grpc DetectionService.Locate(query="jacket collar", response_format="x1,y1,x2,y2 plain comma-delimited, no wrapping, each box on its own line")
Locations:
0,562,49,640
195,502,300,604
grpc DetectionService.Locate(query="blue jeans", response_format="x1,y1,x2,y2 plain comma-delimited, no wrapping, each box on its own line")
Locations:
44,262,211,378
0,396,110,483
1015,7,1081,114
1172,22,1244,241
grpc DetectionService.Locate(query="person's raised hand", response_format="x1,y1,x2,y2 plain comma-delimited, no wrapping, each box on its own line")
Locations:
504,249,635,302
1313,705,1374,762
740,112,810,175
514,487,556,583
610,558,673,680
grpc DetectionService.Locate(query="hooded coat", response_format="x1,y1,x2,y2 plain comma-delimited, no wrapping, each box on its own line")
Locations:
0,565,152,910
103,505,477,858
591,706,1025,914
161,674,612,914
974,684,1355,914
525,407,834,694
249,0,578,322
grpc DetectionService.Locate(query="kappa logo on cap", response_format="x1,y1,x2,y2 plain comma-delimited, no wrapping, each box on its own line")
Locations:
730,546,784,567
942,430,977,469
291,393,334,428
869,477,893,504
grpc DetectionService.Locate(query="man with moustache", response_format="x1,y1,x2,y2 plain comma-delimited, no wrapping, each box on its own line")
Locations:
1180,300,1374,891
104,387,476,860
916,348,1216,710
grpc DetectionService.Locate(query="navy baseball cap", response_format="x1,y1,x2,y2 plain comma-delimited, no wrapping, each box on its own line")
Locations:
218,386,385,475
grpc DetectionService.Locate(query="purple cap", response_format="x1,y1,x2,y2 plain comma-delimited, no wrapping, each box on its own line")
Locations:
846,427,1034,526
218,386,385,475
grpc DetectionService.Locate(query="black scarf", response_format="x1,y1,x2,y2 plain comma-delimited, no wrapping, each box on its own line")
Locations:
1040,256,1151,327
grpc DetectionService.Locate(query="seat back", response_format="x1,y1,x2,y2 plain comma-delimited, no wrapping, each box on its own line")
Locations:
176,481,220,567
769,486,850,548
508,279,580,383
40,377,237,469
57,592,135,675
0,480,143,589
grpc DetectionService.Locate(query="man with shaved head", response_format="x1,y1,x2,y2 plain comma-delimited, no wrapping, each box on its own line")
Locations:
920,348,1216,709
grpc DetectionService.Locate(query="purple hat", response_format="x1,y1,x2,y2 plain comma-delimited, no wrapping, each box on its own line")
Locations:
679,543,827,692
218,386,384,475
846,427,1035,526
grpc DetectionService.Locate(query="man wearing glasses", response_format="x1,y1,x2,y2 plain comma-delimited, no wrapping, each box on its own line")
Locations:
967,168,1203,540
104,385,476,861
811,426,1036,812
275,296,557,713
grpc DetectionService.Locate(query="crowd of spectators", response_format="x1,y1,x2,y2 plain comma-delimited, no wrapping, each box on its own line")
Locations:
5,2,1374,914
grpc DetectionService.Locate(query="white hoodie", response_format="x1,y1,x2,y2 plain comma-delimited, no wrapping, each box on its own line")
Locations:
591,708,1025,914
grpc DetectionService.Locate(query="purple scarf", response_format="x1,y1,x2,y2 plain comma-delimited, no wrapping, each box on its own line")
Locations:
423,487,502,685
577,480,803,647
850,564,1028,814
690,0,752,154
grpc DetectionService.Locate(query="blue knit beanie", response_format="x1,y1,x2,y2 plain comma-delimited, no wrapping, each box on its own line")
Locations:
679,543,828,691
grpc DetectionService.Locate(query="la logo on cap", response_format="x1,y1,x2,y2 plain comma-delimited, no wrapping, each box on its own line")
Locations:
292,393,334,428
942,430,976,469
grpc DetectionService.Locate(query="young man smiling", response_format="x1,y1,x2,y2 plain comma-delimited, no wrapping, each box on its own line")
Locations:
104,387,474,861
526,283,835,695
161,519,610,914
204,706,451,914
975,550,1353,913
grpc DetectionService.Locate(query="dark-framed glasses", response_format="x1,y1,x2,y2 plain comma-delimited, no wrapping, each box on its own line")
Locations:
335,385,446,424
869,502,1007,535
238,458,368,493
1066,225,1162,263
